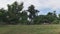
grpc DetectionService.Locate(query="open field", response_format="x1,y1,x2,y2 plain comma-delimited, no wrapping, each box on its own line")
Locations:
0,25,60,34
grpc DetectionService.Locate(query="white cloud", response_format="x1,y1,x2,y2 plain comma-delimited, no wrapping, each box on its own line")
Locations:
0,0,16,9
17,0,41,10
0,0,41,10
22,0,60,10
0,0,60,14
0,0,60,9
45,0,60,10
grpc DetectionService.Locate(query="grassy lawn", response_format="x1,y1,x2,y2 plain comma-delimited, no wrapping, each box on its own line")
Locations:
0,25,60,34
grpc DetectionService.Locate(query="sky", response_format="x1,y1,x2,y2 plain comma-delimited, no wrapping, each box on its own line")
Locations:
0,0,60,15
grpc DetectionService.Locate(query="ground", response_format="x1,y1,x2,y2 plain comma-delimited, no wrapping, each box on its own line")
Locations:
0,24,60,34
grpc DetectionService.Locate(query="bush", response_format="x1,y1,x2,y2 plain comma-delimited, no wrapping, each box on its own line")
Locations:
52,20,60,24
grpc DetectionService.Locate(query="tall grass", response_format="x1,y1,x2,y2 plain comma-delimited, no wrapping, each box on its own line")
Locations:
0,25,60,34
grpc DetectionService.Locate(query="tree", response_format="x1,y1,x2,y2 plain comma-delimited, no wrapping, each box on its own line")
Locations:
33,15,46,24
27,5,39,24
53,11,57,18
58,14,60,19
46,12,54,23
19,10,29,24
46,12,57,24
52,20,60,24
34,11,57,24
7,1,24,24
47,12,53,16
0,8,8,24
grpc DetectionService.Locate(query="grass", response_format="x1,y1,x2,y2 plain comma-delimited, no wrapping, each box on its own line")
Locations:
0,24,60,34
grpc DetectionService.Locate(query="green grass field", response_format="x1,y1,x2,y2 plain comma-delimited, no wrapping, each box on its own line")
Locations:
0,25,60,34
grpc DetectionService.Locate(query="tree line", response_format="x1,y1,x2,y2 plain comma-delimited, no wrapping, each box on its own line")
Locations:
0,1,60,25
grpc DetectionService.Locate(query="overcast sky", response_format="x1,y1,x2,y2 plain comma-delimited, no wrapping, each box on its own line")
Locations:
0,0,60,15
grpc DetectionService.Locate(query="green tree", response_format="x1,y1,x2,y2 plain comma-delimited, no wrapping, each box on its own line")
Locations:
34,11,57,24
27,5,39,24
53,11,57,18
58,14,60,20
0,8,8,24
7,1,24,24
46,12,54,23
19,10,28,24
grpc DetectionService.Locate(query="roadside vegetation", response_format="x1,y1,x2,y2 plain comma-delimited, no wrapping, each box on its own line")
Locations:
0,1,60,25
0,25,60,34
0,1,60,34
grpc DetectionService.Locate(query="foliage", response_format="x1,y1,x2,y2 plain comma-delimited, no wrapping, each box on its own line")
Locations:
52,20,60,24
27,5,39,24
7,1,24,24
0,1,60,25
